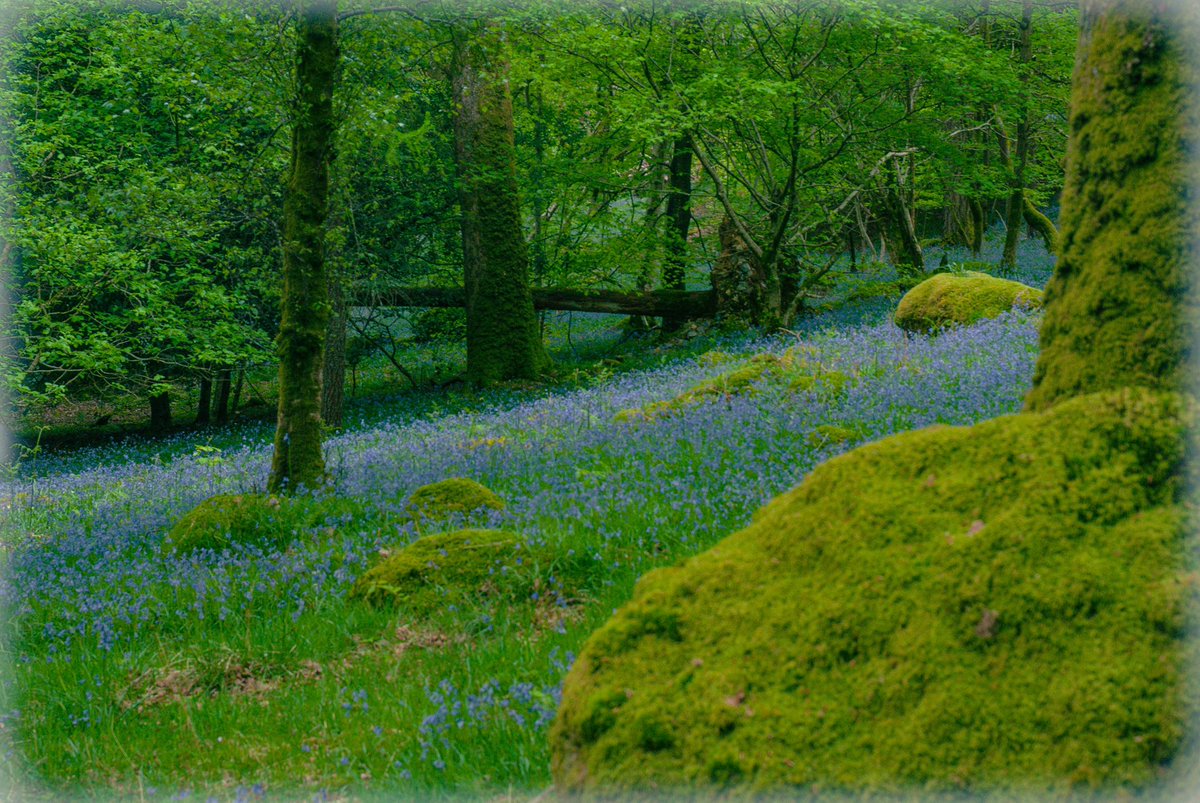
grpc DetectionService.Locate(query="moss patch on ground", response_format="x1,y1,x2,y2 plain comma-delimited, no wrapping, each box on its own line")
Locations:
164,494,294,555
616,352,853,423
405,478,505,522
894,271,1042,335
350,528,597,618
551,388,1197,795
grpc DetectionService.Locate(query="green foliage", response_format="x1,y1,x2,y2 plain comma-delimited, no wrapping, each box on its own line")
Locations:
894,271,1042,335
3,1,285,408
405,477,506,522
552,388,1197,794
411,308,467,344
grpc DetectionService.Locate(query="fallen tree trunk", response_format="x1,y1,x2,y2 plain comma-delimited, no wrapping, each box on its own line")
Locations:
351,286,717,318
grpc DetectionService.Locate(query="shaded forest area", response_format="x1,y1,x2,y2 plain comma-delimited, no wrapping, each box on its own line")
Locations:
0,0,1074,454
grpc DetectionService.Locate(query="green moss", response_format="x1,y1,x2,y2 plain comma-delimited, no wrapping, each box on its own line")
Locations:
349,529,520,612
164,494,294,555
1026,7,1197,410
405,478,505,522
616,352,854,423
805,423,863,448
551,389,1197,794
894,271,1043,335
350,528,599,616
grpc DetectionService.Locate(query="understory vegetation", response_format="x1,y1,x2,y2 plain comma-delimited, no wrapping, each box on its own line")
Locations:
0,246,1048,799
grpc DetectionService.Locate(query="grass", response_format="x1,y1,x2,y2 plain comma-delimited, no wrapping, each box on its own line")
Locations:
0,239,1056,800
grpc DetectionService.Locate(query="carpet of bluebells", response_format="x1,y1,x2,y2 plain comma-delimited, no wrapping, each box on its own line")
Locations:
0,248,1051,798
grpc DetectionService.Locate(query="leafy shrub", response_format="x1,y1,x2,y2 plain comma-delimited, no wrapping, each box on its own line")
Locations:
412,307,467,344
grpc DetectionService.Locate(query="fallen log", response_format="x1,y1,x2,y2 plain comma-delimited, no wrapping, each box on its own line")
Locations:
351,286,716,318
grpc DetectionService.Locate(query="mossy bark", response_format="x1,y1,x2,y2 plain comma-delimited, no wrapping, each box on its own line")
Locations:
451,22,547,386
968,197,985,255
321,257,346,429
1025,0,1198,411
1021,197,1058,254
268,0,337,493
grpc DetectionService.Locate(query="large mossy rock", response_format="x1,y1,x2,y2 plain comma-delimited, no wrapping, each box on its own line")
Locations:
405,478,505,522
894,271,1042,335
165,494,292,555
551,389,1197,794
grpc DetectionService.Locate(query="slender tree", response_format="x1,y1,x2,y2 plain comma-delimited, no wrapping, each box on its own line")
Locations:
269,0,338,493
451,19,546,385
1025,0,1196,410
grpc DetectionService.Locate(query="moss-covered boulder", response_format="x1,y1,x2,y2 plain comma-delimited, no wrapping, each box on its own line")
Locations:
349,529,526,613
894,271,1042,335
616,352,852,423
165,494,292,555
405,478,505,522
551,389,1197,794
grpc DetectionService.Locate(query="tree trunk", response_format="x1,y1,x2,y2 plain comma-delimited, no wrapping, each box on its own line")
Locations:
661,131,693,330
1025,0,1196,411
196,376,212,425
269,0,337,494
1000,0,1033,272
214,368,232,424
451,22,547,386
322,267,347,429
968,198,985,255
1021,197,1058,254
231,367,244,419
149,390,172,431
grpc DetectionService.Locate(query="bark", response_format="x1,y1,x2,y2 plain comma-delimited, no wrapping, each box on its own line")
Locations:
231,367,244,419
451,22,547,386
214,368,232,424
968,198,985,255
661,132,694,329
149,390,172,431
1021,197,1058,253
1025,0,1197,410
269,0,337,493
354,286,716,318
1000,0,1033,271
322,252,347,429
196,376,212,425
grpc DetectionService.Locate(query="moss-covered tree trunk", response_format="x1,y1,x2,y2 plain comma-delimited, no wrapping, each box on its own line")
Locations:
998,0,1034,272
268,0,338,493
661,130,693,331
451,22,547,386
1025,0,1197,411
321,269,346,429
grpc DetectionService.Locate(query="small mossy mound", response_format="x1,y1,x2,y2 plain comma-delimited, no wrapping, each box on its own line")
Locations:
894,271,1042,335
165,494,291,555
616,352,854,423
350,529,554,615
405,478,505,522
552,389,1197,794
